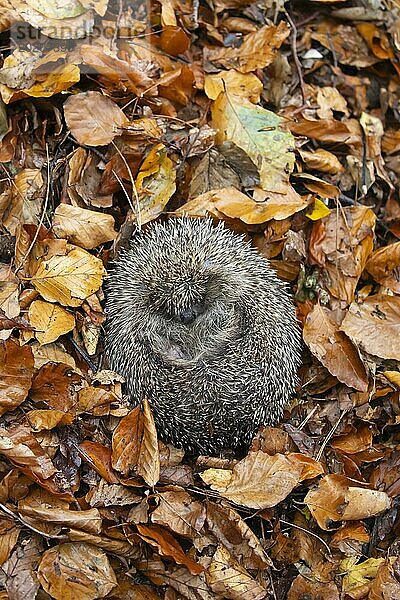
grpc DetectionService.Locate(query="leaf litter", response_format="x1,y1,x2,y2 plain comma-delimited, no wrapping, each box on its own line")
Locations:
0,0,399,598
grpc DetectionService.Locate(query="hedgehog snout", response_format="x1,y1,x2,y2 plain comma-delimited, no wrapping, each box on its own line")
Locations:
176,302,205,325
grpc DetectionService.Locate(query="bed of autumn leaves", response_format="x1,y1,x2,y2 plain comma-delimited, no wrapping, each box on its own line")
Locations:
0,0,400,598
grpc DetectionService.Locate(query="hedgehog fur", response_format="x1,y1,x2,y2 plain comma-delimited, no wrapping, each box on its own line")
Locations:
105,217,301,454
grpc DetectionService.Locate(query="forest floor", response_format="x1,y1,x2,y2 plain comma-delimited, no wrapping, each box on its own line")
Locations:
0,0,399,598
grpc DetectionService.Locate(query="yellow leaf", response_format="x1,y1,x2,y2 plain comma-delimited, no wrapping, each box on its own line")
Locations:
211,93,295,193
31,247,105,307
306,198,331,220
205,70,262,103
135,144,176,225
28,299,75,346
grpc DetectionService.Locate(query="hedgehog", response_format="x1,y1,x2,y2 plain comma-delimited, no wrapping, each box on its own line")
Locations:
105,217,301,454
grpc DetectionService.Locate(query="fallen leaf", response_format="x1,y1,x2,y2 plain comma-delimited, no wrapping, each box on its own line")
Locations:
207,21,289,73
137,524,204,575
0,339,34,415
64,91,128,146
303,304,368,391
212,92,295,193
37,542,117,600
31,246,105,307
206,544,267,600
28,299,75,345
52,204,117,250
340,295,400,360
135,144,176,225
200,451,303,509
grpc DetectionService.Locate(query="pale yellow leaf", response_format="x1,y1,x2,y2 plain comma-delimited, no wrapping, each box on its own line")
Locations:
31,247,105,307
29,299,75,346
52,204,116,250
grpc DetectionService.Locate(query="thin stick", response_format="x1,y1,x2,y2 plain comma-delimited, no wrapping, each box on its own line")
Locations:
280,518,332,556
15,144,51,274
284,9,307,106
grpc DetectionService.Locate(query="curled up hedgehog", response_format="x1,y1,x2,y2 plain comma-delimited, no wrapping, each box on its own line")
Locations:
105,217,301,454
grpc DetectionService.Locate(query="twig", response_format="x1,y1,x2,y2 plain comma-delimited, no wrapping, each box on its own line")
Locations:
284,9,307,106
280,519,332,557
316,409,347,462
15,143,51,275
0,501,68,541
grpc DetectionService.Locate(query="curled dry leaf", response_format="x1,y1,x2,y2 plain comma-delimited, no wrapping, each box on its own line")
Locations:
151,489,206,539
365,242,400,293
298,148,344,175
52,204,117,250
19,501,102,536
211,93,295,193
37,542,117,600
0,424,57,480
78,440,119,484
136,524,204,575
31,246,105,307
200,451,303,509
309,205,376,304
64,91,128,146
207,21,289,73
179,185,307,225
112,401,160,486
304,474,391,530
135,143,176,226
303,304,368,392
0,339,34,416
136,398,160,487
30,363,82,411
206,502,271,570
206,544,268,600
26,409,74,431
28,299,75,346
340,295,400,361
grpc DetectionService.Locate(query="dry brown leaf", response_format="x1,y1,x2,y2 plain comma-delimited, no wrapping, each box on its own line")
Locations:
303,304,368,391
52,204,116,250
1,168,44,235
19,500,102,535
78,440,119,484
341,295,400,361
37,542,117,600
64,91,128,146
200,451,303,509
0,266,19,319
31,246,105,307
206,502,271,570
288,576,339,600
330,425,373,454
137,523,204,575
179,186,307,224
0,339,34,415
0,520,20,567
30,363,81,411
26,409,74,431
111,401,160,485
136,399,160,487
207,22,289,73
151,489,205,539
298,148,344,174
365,242,400,293
206,544,268,600
0,424,57,480
305,474,391,530
28,299,75,346
309,205,375,304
